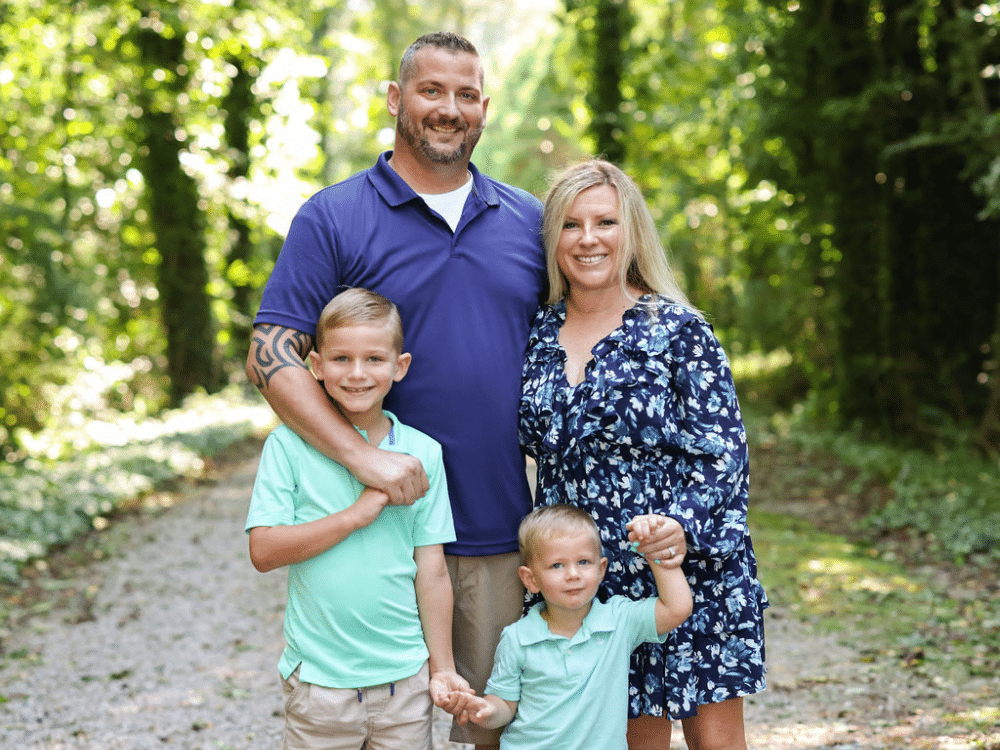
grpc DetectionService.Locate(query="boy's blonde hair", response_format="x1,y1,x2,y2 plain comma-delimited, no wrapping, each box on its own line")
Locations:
315,288,404,353
518,504,603,566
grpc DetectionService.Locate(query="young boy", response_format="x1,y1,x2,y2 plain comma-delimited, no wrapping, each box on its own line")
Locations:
439,504,693,750
245,288,469,750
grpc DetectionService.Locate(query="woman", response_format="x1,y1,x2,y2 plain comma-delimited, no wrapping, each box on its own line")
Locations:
519,159,767,750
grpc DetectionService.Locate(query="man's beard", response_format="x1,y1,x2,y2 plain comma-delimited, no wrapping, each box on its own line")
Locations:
396,100,482,165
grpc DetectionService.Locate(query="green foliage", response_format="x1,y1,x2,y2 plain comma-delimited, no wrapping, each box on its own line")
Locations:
745,400,1000,689
750,399,1000,565
751,507,1000,685
0,385,275,583
748,0,1000,444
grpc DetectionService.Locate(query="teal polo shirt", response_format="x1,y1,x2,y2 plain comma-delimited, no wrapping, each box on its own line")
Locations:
246,414,454,688
487,596,667,750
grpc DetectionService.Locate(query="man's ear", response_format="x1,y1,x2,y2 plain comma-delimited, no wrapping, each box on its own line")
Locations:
386,80,402,117
518,565,540,594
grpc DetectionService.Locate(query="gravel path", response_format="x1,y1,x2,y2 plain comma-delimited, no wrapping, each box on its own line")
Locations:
0,455,989,749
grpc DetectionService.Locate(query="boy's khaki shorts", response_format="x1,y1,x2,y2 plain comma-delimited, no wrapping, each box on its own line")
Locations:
281,661,431,750
446,551,525,746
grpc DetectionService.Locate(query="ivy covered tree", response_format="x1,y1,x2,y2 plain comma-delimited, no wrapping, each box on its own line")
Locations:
752,0,1000,449
129,3,219,404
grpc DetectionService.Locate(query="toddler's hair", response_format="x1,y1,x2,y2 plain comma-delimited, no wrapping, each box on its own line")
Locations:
518,504,603,566
316,288,404,353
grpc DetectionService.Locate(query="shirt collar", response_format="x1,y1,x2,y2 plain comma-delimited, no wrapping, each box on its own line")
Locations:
517,599,617,646
368,151,498,208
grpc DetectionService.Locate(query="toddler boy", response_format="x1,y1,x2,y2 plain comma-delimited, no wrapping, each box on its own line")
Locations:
246,287,468,750
439,504,693,750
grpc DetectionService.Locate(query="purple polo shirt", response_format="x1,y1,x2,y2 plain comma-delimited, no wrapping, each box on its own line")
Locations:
254,152,547,555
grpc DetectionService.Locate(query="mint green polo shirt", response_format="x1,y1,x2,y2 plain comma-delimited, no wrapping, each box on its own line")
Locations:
487,596,667,750
246,414,454,688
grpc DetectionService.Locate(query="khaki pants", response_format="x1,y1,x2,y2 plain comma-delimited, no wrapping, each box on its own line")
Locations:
446,552,525,746
281,661,431,750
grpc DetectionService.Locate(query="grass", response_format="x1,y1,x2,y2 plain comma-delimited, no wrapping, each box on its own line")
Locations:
744,413,1000,742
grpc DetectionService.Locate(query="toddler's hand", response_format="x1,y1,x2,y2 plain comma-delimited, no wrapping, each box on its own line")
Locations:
437,690,493,725
626,513,686,568
429,670,472,711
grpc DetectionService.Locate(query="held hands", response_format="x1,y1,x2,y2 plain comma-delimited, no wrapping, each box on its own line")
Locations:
434,689,496,727
626,514,687,569
429,670,473,716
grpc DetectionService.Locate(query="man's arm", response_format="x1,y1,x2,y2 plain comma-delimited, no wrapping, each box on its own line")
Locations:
413,544,471,701
246,323,428,504
248,487,389,572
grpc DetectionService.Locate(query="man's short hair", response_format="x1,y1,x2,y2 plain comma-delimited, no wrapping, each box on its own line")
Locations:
518,504,603,566
398,32,481,88
315,288,404,353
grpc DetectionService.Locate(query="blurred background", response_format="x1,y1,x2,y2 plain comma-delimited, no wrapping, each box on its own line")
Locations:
2,0,1000,573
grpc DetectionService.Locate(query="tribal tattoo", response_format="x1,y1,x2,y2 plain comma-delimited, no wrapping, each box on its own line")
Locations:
248,324,313,390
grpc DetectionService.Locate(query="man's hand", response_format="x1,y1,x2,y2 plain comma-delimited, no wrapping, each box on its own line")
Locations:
348,445,429,506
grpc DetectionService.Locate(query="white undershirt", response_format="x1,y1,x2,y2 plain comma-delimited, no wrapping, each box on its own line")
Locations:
418,172,474,231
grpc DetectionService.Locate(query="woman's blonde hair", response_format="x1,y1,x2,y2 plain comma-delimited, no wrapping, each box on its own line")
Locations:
541,159,693,310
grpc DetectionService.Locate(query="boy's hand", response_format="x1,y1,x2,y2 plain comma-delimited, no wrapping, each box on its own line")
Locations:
626,514,687,569
437,691,494,726
429,669,472,709
349,487,391,529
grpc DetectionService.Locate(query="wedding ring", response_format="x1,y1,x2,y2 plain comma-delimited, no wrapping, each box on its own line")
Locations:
667,546,676,558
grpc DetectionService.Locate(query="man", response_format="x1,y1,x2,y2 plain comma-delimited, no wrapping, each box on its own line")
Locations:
246,32,547,749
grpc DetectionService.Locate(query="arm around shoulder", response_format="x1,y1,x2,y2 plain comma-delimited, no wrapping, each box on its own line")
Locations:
246,323,427,505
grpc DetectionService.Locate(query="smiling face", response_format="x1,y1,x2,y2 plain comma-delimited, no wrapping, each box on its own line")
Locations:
519,530,608,620
308,323,411,430
389,46,488,167
555,184,626,300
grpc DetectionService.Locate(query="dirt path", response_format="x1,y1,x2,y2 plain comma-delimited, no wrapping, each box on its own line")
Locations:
0,454,995,749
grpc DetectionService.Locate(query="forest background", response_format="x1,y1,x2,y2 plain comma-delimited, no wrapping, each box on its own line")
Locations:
2,0,1000,588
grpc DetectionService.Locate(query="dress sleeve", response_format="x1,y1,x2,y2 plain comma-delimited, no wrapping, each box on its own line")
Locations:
662,317,749,560
518,306,558,461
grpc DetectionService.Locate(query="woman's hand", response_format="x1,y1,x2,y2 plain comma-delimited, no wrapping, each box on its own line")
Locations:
626,514,687,569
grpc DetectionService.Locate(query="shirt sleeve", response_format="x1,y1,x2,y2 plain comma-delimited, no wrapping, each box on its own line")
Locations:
664,317,750,559
606,596,668,650
412,439,456,547
253,194,342,335
245,429,298,532
485,626,524,702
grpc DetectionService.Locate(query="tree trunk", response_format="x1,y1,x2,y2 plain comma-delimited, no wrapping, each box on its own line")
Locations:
135,10,218,405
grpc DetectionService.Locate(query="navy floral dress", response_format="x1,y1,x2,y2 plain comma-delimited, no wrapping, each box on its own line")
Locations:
519,295,767,719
